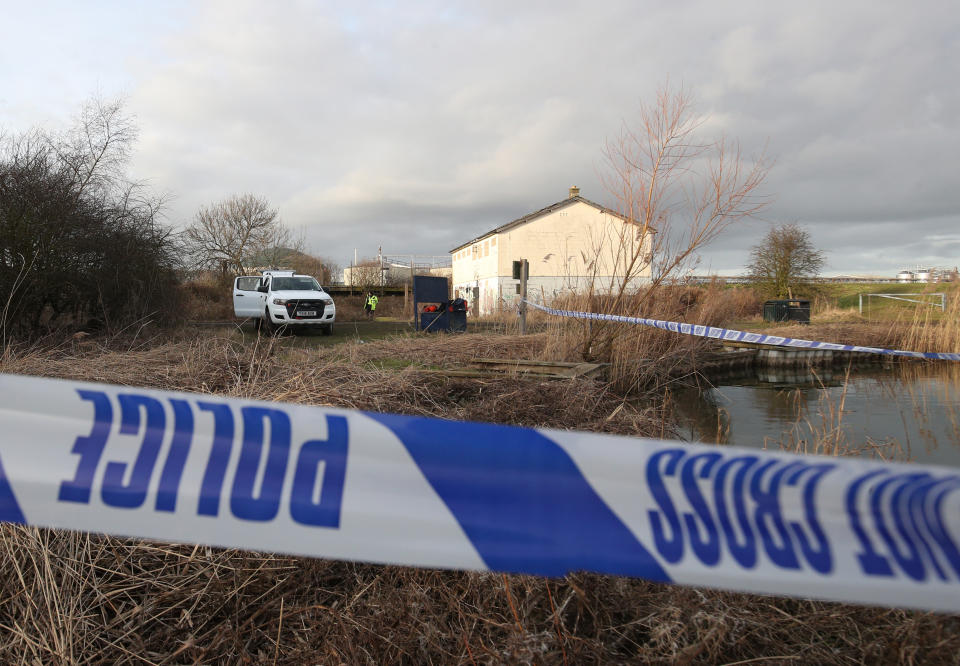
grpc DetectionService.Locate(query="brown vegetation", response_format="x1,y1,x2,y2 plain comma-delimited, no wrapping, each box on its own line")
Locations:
898,282,960,356
582,83,770,365
2,325,958,663
3,526,956,664
0,98,179,341
541,284,763,392
332,293,408,321
760,285,960,357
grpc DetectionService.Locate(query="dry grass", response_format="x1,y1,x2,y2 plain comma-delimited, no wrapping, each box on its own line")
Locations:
333,294,408,322
177,279,235,322
1,331,959,663
898,283,960,355
3,527,956,664
759,304,959,359
536,285,762,392
756,320,904,349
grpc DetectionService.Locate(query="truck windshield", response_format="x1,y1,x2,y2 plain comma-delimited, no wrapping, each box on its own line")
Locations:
272,277,320,291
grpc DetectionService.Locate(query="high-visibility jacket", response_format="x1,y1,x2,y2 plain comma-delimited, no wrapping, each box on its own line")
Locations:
367,295,379,310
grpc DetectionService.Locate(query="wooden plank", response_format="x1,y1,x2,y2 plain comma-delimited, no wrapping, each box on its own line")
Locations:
470,358,592,369
421,358,608,380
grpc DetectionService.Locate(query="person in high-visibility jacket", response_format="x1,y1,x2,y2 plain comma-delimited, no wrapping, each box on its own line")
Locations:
366,293,379,318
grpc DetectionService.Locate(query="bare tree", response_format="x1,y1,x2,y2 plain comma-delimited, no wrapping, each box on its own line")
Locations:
747,223,824,298
346,260,385,291
183,194,298,276
50,97,138,200
285,250,338,285
582,83,771,358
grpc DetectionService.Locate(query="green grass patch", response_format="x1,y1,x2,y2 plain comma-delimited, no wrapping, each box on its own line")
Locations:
828,283,950,309
362,357,419,370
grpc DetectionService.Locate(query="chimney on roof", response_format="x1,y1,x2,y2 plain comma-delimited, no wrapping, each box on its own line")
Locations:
568,185,580,198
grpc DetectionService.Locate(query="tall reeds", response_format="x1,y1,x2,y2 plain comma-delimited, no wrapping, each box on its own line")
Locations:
540,284,762,392
898,282,960,355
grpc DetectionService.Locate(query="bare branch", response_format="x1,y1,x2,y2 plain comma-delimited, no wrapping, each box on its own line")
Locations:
49,96,138,199
584,82,772,359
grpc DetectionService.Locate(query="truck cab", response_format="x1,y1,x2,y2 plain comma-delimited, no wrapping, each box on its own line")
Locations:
233,270,336,334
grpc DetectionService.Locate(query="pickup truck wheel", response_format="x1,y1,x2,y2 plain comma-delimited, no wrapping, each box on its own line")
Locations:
322,323,333,336
262,308,276,335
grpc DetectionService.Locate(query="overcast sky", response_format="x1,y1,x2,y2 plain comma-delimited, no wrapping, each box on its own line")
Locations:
2,0,958,275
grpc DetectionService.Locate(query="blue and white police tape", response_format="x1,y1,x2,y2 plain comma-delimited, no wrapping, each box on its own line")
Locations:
522,299,960,361
1,373,959,612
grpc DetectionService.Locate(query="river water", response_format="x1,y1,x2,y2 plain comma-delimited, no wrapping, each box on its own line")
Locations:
670,362,960,466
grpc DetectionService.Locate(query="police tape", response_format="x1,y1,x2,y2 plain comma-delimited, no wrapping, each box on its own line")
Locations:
522,300,960,361
1,373,958,612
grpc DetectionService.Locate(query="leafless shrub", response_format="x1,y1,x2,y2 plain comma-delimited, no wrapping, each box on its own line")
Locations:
577,83,770,362
0,98,178,341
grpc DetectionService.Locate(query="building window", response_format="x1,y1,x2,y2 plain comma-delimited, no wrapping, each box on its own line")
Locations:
515,284,521,294
483,243,489,257
491,237,497,247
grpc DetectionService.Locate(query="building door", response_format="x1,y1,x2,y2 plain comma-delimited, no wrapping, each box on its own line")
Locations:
472,287,480,316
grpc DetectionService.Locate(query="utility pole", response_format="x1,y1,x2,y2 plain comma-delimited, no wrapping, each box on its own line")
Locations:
351,248,358,296
378,246,384,293
514,259,529,335
408,254,415,320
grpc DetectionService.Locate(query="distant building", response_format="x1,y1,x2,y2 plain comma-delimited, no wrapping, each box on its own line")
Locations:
343,258,451,287
450,187,654,314
895,266,958,283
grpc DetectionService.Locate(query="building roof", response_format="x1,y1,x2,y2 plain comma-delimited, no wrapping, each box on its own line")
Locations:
449,194,644,253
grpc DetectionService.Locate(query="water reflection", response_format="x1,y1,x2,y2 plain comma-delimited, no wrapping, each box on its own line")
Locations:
670,362,960,465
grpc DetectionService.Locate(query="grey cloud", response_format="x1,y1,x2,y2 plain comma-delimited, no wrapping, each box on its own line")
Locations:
77,0,955,273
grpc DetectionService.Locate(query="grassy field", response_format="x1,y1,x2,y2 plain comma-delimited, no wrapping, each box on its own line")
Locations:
825,282,952,312
213,317,511,350
711,281,956,328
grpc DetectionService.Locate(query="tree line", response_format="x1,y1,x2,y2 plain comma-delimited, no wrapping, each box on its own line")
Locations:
0,97,334,340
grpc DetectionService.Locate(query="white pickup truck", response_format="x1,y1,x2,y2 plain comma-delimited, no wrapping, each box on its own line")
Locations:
232,270,336,335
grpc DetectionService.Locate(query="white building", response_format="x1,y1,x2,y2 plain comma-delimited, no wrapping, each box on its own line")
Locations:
895,266,959,283
451,187,654,314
